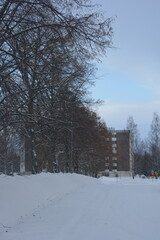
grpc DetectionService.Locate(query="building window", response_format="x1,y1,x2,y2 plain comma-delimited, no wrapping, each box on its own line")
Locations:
113,163,117,170
112,137,117,142
113,163,117,167
105,163,109,167
112,132,117,137
112,147,117,153
112,156,117,161
105,156,109,161
112,150,117,154
112,143,117,148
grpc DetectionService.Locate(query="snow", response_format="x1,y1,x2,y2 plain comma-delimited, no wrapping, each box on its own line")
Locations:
0,173,160,240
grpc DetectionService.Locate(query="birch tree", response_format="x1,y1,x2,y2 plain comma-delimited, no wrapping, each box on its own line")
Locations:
148,112,160,171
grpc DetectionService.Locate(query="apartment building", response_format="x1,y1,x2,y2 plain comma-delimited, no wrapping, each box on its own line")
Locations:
103,130,133,177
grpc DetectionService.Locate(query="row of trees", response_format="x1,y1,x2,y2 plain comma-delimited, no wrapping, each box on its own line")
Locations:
127,113,160,176
0,0,113,176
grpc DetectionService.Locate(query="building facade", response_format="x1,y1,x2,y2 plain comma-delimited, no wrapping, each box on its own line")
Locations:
100,130,133,177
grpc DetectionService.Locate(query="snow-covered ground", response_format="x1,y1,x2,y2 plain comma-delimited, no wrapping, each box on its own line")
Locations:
0,173,160,240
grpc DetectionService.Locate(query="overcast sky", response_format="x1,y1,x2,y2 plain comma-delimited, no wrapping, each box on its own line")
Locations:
90,0,160,139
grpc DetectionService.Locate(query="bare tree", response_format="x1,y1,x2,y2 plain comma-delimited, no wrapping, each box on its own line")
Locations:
126,116,141,176
148,112,160,171
0,0,113,174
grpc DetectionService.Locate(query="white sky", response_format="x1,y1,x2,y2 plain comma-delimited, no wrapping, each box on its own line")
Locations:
91,0,160,139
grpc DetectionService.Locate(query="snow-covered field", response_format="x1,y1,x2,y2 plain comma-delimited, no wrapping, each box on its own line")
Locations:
0,173,160,240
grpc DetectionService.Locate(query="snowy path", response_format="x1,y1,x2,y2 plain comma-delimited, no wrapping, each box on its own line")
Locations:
1,175,160,240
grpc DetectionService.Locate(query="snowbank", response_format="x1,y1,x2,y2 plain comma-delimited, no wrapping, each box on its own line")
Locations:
0,173,96,231
100,175,160,185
